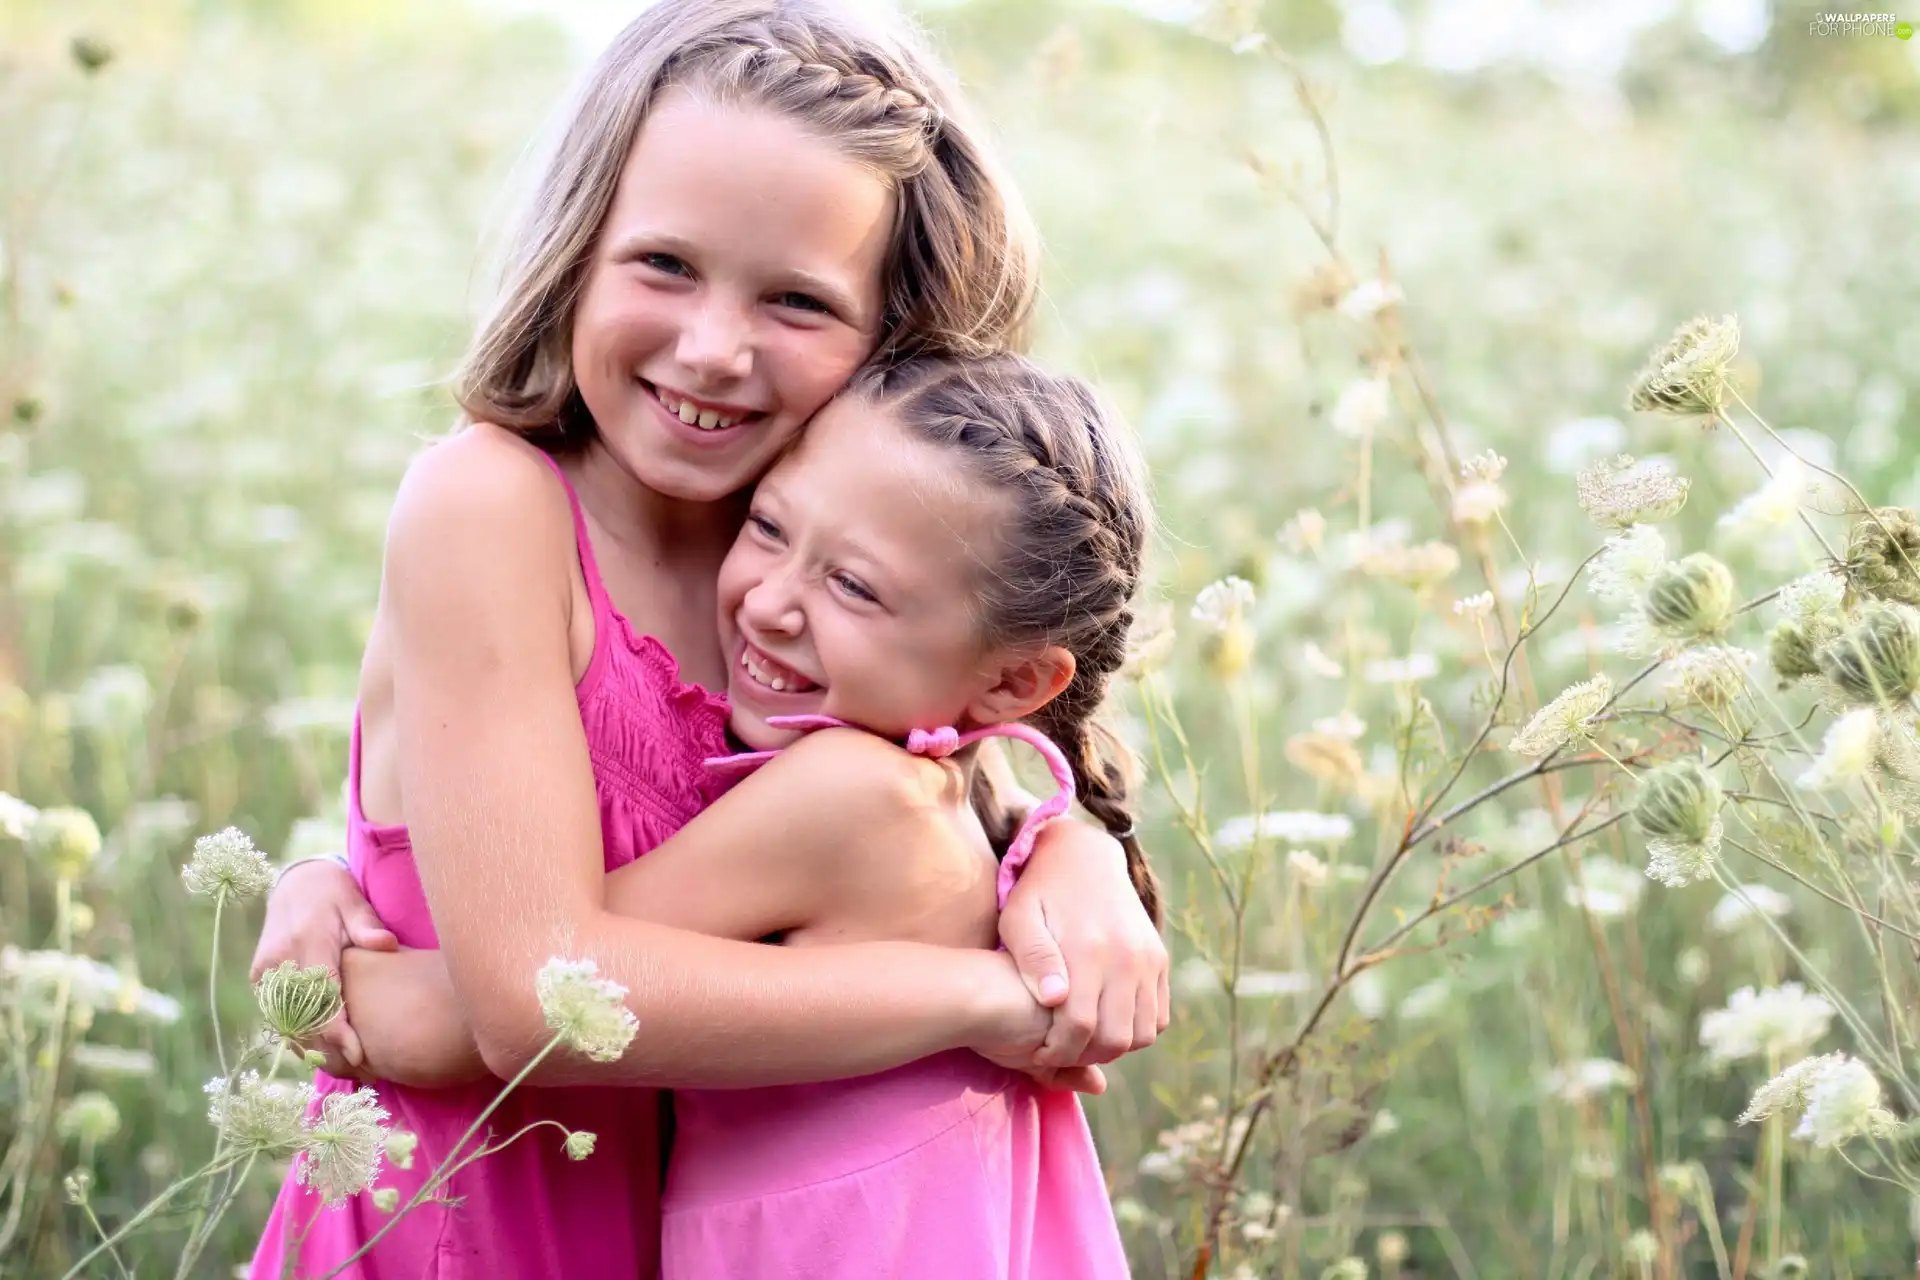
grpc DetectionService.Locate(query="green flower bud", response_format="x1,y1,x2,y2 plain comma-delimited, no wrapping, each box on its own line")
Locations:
32,808,102,881
564,1130,598,1162
1818,602,1920,707
1634,760,1723,846
64,1170,93,1205
1843,507,1920,607
385,1130,418,1171
1768,620,1823,682
371,1187,400,1214
253,961,343,1044
1644,554,1736,639
57,1092,121,1147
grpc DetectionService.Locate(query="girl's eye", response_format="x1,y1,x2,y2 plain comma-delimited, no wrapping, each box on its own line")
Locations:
638,252,691,278
748,514,782,541
775,291,831,315
832,573,876,604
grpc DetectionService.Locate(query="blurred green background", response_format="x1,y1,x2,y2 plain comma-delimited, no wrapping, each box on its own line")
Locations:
5,0,1920,1274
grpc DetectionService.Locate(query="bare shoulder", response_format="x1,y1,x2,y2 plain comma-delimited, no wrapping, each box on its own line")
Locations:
387,425,568,550
768,728,957,821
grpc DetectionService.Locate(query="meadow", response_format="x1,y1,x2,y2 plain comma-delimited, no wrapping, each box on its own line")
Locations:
6,1,1920,1275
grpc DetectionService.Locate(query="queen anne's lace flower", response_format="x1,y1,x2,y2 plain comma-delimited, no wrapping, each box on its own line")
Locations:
1589,525,1670,607
536,958,639,1062
1191,577,1255,632
254,961,344,1043
1627,314,1740,417
1331,377,1392,438
206,1072,314,1155
1700,984,1834,1065
1543,1058,1638,1102
1634,760,1724,887
1710,884,1793,933
1739,1053,1901,1147
1577,456,1690,529
1214,810,1354,850
181,827,273,901
1719,457,1809,535
1799,708,1880,790
1666,645,1753,711
297,1088,390,1204
1509,675,1612,757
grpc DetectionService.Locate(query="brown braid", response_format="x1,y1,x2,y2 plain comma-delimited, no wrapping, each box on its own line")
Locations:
849,356,1162,925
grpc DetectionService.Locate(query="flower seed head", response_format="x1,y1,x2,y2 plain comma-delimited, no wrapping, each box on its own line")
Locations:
1634,759,1723,846
1768,621,1824,683
1818,602,1920,707
1643,553,1736,639
297,1088,390,1204
253,961,343,1043
1577,456,1690,530
181,827,273,901
1627,314,1740,417
564,1130,598,1161
1843,506,1920,607
1509,675,1612,758
32,808,101,881
206,1072,314,1155
56,1091,121,1146
535,957,639,1062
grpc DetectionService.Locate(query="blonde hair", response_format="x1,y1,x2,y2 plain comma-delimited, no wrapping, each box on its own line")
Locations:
849,355,1161,924
455,0,1038,442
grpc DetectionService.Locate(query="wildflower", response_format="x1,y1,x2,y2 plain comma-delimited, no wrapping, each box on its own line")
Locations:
1454,591,1495,619
1331,377,1392,438
1279,508,1326,555
1192,576,1256,679
1771,571,1848,682
1321,1259,1369,1280
1710,884,1792,933
70,1044,158,1078
1376,1232,1409,1265
371,1187,400,1214
1741,1053,1900,1147
1644,553,1736,640
70,665,152,735
1542,1057,1638,1102
1453,478,1507,525
1623,1230,1658,1266
1462,450,1508,483
297,1088,390,1204
1769,621,1825,683
1363,653,1439,684
384,1130,418,1170
1589,525,1670,608
535,957,639,1062
1357,538,1459,589
1509,674,1612,757
1577,455,1690,529
1214,810,1354,850
1843,507,1920,607
1301,641,1344,679
1313,710,1366,740
1666,645,1752,711
31,808,101,881
1564,858,1646,917
1287,848,1330,887
1819,602,1920,707
206,1072,314,1156
1701,984,1835,1065
56,1092,121,1146
1338,279,1404,319
1719,457,1809,536
64,1171,92,1206
1120,603,1175,681
1677,947,1711,985
1112,1197,1149,1228
0,792,36,842
181,827,273,901
1634,760,1725,887
1284,731,1364,789
1232,970,1311,998
1399,979,1451,1021
1799,708,1880,789
564,1130,597,1161
1627,314,1741,417
1370,1108,1399,1136
254,962,344,1043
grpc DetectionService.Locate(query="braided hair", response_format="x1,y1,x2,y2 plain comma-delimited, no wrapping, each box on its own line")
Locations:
848,355,1161,924
456,0,1037,439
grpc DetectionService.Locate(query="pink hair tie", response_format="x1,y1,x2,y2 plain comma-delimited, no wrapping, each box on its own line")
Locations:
905,726,962,758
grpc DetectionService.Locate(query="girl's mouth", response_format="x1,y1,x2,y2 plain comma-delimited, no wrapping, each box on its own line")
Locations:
642,381,764,433
738,641,820,695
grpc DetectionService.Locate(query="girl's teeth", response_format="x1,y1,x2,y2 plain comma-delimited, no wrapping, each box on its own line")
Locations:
677,400,699,425
698,409,721,430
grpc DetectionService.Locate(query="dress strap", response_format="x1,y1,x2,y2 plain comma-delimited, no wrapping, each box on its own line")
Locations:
531,449,615,633
705,715,1076,910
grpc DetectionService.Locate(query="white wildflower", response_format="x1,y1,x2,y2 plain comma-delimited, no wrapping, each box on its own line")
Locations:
1232,970,1312,998
1798,708,1880,790
1214,810,1354,850
564,1130,597,1161
1453,591,1495,619
297,1088,390,1204
1778,570,1847,630
1357,537,1459,588
1797,1057,1899,1147
0,793,38,842
1509,675,1612,757
1331,377,1392,438
1564,858,1645,918
1286,848,1329,886
1453,478,1508,525
535,957,639,1062
1701,984,1835,1065
1337,279,1404,319
70,1044,158,1078
1191,576,1255,633
1363,653,1439,684
1577,455,1690,529
1399,979,1451,1021
57,1092,122,1146
1301,641,1344,679
1279,508,1326,555
70,665,153,735
1710,884,1793,933
1462,450,1508,483
181,827,273,901
1719,457,1809,535
1628,314,1741,417
254,962,344,1043
206,1072,314,1155
1312,710,1366,740
1589,524,1669,607
1543,1058,1638,1102
1665,645,1753,710
1645,822,1725,888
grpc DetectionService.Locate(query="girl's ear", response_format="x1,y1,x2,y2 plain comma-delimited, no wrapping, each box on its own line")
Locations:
966,646,1076,725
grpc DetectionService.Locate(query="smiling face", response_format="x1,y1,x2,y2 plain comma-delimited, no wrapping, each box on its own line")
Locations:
716,393,1037,750
569,89,895,504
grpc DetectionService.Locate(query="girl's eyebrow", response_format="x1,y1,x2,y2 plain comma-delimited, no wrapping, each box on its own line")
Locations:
603,230,863,320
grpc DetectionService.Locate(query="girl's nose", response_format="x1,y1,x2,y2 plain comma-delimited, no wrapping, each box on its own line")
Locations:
677,297,753,384
740,563,805,636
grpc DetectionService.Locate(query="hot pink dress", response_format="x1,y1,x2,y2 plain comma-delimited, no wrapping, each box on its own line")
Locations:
249,448,734,1279
661,718,1132,1279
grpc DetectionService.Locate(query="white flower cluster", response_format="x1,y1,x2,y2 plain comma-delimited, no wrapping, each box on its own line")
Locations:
2,946,181,1025
1214,810,1355,850
1542,1057,1638,1102
1700,984,1835,1065
1739,1053,1901,1148
535,957,640,1062
181,827,274,901
1190,576,1256,634
1509,675,1611,758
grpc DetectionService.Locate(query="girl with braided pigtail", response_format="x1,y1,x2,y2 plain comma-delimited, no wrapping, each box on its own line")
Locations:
246,3,1167,1277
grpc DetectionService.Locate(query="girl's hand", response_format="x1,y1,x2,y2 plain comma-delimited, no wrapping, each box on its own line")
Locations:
998,825,1169,1069
965,951,1109,1095
250,860,398,1070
